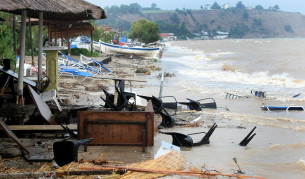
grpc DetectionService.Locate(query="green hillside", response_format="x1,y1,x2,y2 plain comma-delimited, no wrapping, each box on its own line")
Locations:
97,4,305,39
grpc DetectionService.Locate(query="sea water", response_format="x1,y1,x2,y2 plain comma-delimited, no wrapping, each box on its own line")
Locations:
146,39,305,178
89,39,305,179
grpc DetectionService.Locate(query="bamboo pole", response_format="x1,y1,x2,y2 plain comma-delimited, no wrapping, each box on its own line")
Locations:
17,10,27,106
38,12,43,82
80,166,267,179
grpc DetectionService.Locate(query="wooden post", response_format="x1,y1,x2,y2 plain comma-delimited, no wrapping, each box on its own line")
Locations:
17,10,27,106
55,25,57,46
68,32,71,56
13,15,16,55
28,18,34,65
61,25,64,46
48,23,51,47
91,29,93,56
38,12,43,82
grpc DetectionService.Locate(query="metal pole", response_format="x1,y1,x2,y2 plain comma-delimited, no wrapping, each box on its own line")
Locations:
38,12,43,82
17,10,27,105
159,71,164,98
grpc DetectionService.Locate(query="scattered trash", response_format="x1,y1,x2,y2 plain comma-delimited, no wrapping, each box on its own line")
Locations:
154,141,180,159
293,93,301,98
251,90,266,99
225,92,248,99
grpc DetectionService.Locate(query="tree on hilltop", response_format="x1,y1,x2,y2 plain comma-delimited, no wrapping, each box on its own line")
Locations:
236,1,246,9
273,5,280,11
129,19,160,44
211,2,221,9
254,5,264,10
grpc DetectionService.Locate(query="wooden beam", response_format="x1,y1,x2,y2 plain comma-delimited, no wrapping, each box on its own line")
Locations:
7,125,77,131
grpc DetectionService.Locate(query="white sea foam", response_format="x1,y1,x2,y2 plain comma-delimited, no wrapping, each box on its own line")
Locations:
297,159,305,170
199,111,305,131
166,45,305,99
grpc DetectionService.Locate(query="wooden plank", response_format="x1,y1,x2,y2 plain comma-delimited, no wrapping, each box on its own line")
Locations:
27,85,56,124
0,65,36,87
8,125,77,131
91,76,146,82
0,120,30,154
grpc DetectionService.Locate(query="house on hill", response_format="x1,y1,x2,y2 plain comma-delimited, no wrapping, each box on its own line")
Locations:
223,3,230,9
160,33,177,41
204,4,211,10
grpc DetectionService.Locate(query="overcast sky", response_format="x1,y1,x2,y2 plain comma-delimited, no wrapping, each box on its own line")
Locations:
85,0,305,15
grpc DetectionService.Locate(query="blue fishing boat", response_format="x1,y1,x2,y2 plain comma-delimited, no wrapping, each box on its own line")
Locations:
261,106,304,111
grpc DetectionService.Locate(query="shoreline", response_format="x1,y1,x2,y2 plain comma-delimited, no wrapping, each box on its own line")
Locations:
1,43,305,178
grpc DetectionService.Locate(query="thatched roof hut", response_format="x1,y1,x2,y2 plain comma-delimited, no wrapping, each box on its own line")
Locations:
0,0,106,20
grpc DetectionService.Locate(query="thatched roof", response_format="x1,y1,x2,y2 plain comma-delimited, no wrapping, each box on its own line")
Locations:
27,20,94,38
50,21,95,38
0,0,106,20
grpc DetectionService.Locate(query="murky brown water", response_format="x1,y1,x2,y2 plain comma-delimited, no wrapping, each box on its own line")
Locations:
83,39,305,179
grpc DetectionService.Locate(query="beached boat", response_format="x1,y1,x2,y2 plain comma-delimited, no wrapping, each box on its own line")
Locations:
261,106,304,111
96,41,161,58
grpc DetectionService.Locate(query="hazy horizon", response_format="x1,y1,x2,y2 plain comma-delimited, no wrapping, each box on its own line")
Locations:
85,0,305,15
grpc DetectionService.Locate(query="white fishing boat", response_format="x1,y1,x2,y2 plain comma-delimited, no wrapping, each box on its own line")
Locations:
96,41,161,58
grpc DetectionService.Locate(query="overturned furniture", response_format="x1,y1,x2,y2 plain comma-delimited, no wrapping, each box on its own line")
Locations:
100,79,141,111
239,126,256,146
77,101,155,152
160,123,218,147
53,138,93,166
179,98,217,111
138,95,178,128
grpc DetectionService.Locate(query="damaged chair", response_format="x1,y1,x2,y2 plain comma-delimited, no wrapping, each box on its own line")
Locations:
100,87,136,111
138,95,182,128
53,138,93,166
239,126,256,146
151,96,176,128
179,98,217,111
160,123,218,147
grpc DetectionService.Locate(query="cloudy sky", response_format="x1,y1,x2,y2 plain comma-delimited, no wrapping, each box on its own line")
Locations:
85,0,305,15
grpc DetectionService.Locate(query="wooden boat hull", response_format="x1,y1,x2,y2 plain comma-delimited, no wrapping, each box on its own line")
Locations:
98,41,160,58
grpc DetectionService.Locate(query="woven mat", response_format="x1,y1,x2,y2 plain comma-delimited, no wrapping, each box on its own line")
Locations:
120,150,186,179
